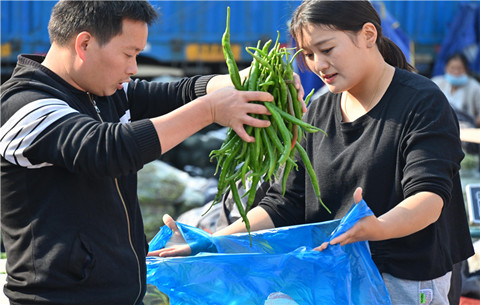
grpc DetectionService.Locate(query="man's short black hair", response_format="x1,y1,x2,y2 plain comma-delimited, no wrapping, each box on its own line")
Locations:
48,0,158,46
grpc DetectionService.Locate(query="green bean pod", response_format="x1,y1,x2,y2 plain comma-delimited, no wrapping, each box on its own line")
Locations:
261,127,277,179
294,142,331,213
270,103,325,135
214,140,242,203
245,48,273,71
229,180,252,244
264,102,292,165
222,7,242,90
304,88,315,107
210,6,331,241
246,175,261,211
265,121,284,153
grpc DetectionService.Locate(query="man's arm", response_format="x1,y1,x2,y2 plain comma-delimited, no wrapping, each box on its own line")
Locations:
150,87,273,154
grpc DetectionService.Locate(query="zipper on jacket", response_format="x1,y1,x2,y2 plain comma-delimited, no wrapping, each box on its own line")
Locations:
87,92,143,304
87,92,101,117
115,178,143,305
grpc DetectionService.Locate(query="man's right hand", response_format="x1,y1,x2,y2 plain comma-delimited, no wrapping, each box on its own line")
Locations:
205,87,273,142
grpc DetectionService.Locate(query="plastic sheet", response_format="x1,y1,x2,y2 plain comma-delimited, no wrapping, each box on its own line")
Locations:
147,200,392,305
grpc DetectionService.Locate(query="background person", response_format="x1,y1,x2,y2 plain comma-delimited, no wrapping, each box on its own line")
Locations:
432,52,480,128
432,53,480,168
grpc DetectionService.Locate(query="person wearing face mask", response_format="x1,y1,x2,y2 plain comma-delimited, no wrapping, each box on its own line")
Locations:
432,53,480,128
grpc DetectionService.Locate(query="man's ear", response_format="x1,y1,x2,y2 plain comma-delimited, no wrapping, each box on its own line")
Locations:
362,22,378,48
75,31,91,61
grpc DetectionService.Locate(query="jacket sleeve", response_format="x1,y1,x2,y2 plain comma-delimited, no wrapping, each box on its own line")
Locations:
1,75,216,177
126,75,214,120
0,96,159,177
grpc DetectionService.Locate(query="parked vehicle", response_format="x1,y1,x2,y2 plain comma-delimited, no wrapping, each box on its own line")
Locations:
1,1,477,82
1,1,298,82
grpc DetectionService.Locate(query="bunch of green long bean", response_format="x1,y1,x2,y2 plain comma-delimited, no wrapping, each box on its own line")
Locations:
209,7,330,236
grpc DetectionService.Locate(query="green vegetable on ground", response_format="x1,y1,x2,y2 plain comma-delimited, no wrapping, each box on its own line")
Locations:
208,7,330,242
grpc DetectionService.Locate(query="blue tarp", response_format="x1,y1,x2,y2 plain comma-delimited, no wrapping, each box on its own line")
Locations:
373,2,412,63
432,3,480,76
146,200,392,305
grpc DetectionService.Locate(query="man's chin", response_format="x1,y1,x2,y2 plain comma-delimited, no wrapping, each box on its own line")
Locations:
92,86,123,97
101,89,118,97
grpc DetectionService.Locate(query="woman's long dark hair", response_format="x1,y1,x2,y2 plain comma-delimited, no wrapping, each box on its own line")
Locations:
290,0,415,72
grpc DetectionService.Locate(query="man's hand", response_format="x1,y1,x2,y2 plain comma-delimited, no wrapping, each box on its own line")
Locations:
205,87,273,142
204,69,306,143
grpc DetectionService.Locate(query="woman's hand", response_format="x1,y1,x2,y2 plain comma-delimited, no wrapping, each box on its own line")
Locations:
314,187,444,252
147,214,192,257
314,187,383,251
293,72,307,113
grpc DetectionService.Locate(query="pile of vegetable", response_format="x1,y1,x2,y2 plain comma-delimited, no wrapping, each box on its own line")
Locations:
209,7,330,238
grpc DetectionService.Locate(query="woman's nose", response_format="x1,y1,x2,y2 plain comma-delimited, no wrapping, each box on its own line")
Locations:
313,56,329,74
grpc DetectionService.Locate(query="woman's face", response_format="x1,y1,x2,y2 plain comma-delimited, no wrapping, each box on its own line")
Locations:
445,58,466,77
299,23,370,94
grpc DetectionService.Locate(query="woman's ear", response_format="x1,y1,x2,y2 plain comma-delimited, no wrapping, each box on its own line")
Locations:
362,22,378,48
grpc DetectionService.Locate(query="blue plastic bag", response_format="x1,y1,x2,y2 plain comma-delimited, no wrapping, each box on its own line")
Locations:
147,200,392,305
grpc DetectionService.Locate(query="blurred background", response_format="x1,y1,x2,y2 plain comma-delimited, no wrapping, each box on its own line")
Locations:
3,1,480,88
1,0,480,242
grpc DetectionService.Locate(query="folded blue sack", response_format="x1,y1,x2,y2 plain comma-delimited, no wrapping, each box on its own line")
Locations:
147,199,392,305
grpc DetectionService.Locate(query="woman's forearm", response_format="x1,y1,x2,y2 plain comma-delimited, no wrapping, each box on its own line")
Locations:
377,191,444,240
213,206,275,236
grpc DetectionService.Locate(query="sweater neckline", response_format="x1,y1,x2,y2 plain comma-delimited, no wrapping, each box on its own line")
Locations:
335,67,398,129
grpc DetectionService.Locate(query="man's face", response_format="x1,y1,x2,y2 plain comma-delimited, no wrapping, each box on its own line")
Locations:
83,19,148,96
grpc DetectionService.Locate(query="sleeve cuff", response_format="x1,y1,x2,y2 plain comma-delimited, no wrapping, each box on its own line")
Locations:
130,119,162,163
194,75,217,98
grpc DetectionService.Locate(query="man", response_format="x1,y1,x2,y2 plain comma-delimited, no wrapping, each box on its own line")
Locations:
0,1,281,304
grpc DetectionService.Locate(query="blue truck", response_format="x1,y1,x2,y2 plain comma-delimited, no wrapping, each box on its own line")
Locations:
0,0,477,82
1,1,299,82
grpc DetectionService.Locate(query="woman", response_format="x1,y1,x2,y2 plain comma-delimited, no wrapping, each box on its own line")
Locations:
432,53,480,128
432,53,480,164
151,1,474,304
